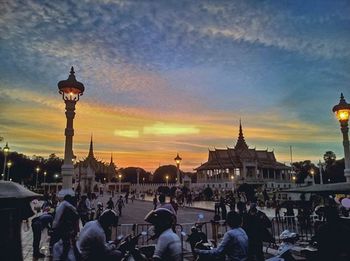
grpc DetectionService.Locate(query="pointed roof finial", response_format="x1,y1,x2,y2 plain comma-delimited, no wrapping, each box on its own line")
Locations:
88,134,94,158
234,119,249,151
70,66,75,74
110,153,113,163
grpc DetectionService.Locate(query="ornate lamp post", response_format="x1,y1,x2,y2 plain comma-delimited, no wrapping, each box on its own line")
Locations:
2,142,9,180
35,166,40,189
6,161,12,181
332,93,350,183
174,153,182,186
57,67,85,197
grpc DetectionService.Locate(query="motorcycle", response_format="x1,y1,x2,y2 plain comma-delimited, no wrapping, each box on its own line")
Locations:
266,230,298,261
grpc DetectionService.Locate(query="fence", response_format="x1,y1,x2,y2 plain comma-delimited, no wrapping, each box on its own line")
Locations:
113,216,321,259
271,215,322,243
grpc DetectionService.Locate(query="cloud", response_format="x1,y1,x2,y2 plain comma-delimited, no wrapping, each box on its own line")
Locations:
143,122,200,136
114,130,139,138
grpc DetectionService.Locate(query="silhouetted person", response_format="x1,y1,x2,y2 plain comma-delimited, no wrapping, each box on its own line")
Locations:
312,207,350,261
106,197,114,210
32,212,53,258
116,196,124,216
219,197,227,220
243,203,272,261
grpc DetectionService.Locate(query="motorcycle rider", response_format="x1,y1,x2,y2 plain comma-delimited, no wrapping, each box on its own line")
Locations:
132,208,182,261
77,209,121,261
195,211,248,261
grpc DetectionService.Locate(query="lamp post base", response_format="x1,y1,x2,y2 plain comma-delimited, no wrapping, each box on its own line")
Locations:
345,169,350,183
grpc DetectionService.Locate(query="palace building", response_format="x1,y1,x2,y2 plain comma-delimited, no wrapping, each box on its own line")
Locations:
195,122,292,189
74,136,117,193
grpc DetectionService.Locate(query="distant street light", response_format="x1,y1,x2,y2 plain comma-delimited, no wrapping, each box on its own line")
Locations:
6,161,12,181
57,67,85,197
309,168,316,185
118,174,122,194
333,93,350,183
35,167,40,189
2,142,9,180
174,153,182,186
44,171,47,184
166,175,169,186
230,175,235,191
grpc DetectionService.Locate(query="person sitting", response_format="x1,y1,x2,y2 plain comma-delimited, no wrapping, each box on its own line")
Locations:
196,211,248,261
76,209,121,261
137,208,182,261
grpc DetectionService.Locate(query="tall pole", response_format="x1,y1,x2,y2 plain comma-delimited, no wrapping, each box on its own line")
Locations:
119,174,122,195
340,121,350,182
2,142,9,180
35,167,40,190
2,154,7,180
57,67,84,197
136,168,140,197
332,93,350,183
7,161,12,181
59,99,76,197
318,160,324,185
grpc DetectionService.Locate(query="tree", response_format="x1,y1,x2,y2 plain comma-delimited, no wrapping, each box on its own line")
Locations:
292,160,318,183
119,167,150,183
323,151,336,166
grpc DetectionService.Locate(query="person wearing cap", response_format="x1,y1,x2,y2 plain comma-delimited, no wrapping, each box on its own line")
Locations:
243,203,272,261
141,208,182,261
196,211,248,261
77,209,121,261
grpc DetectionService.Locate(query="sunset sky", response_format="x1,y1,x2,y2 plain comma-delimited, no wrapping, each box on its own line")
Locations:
0,0,349,171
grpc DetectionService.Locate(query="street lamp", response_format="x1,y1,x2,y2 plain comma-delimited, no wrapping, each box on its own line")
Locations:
166,175,169,186
44,171,47,184
6,161,12,181
333,93,350,183
35,166,40,189
57,67,85,197
118,174,122,194
174,153,182,186
310,168,315,185
2,142,9,180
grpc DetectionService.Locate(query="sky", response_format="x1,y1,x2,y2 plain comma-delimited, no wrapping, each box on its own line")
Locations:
0,0,350,172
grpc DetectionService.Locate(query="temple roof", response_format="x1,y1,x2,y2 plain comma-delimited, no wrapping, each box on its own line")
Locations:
195,121,289,171
234,120,249,151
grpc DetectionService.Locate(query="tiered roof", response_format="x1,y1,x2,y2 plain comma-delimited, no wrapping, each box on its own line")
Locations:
195,122,289,171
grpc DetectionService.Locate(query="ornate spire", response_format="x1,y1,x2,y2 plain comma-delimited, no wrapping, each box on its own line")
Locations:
88,134,94,158
234,120,248,150
110,153,113,164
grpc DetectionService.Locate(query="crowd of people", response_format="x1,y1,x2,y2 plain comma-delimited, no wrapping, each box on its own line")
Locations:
27,188,350,261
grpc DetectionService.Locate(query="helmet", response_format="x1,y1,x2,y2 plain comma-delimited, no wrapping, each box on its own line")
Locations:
280,230,298,241
97,202,103,206
99,209,119,227
144,208,174,228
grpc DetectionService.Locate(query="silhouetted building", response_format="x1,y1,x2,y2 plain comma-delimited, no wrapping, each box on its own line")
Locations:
195,122,291,188
74,136,117,193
